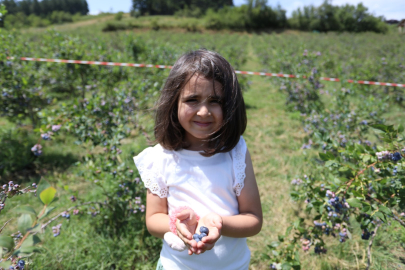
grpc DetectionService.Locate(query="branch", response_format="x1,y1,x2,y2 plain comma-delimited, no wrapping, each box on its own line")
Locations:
40,201,107,230
340,162,377,196
391,215,405,228
0,219,12,233
139,125,153,146
366,223,381,270
367,195,405,229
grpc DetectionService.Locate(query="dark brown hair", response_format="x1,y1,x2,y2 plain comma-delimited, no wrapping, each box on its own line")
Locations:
154,49,247,156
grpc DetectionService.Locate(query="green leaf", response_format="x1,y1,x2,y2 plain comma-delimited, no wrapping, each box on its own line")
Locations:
398,124,404,133
40,187,57,205
13,246,43,257
21,235,41,248
18,214,33,234
373,211,386,222
285,226,292,237
38,206,57,221
347,198,362,208
36,179,51,204
339,166,349,172
270,241,280,248
282,262,292,270
325,160,337,167
370,124,388,133
14,205,37,217
319,152,329,161
27,224,42,234
362,155,370,163
0,236,14,251
379,205,392,215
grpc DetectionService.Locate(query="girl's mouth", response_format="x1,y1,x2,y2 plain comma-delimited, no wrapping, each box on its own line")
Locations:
193,121,211,127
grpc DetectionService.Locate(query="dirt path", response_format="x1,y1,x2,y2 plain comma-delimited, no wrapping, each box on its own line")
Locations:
242,36,306,269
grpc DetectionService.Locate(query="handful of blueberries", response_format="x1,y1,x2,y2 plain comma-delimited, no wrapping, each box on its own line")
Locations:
193,226,209,242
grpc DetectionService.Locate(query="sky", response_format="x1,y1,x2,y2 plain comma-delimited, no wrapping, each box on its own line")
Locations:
87,0,405,20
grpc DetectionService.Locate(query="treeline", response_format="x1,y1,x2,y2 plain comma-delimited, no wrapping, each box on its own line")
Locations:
0,0,88,16
289,2,387,33
131,0,233,16
130,0,387,33
0,0,88,28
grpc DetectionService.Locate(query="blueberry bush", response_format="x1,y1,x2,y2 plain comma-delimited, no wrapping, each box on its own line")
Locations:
252,33,405,269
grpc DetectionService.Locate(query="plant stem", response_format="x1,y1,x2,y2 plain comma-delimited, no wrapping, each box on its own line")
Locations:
0,219,12,233
366,222,381,270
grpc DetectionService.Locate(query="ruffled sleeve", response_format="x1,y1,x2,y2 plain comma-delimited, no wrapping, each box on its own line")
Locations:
133,145,168,198
231,136,247,196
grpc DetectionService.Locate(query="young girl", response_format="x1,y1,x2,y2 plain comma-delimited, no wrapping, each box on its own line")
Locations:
134,49,262,269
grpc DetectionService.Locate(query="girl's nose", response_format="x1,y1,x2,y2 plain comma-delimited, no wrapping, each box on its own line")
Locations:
197,104,210,116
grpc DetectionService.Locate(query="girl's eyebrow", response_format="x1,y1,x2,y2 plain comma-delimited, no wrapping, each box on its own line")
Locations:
182,94,198,99
181,94,222,100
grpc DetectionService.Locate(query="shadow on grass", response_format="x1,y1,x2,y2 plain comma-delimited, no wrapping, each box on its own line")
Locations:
1,150,79,185
245,103,258,110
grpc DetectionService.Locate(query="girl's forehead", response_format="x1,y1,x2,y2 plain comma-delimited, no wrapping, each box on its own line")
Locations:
181,75,222,96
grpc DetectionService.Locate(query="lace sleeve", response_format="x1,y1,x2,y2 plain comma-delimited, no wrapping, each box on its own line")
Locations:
231,136,247,196
133,146,168,198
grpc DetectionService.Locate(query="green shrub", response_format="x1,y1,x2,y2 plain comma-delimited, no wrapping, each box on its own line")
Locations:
204,5,287,31
4,12,27,28
28,14,51,27
102,21,129,32
151,19,160,31
115,11,124,21
0,128,36,179
49,11,73,24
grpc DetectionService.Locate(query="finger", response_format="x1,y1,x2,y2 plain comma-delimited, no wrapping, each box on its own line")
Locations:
177,225,192,240
176,209,191,221
202,232,220,245
201,242,215,250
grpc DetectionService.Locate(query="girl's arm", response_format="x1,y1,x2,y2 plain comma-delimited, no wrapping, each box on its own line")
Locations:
221,148,263,238
145,189,170,238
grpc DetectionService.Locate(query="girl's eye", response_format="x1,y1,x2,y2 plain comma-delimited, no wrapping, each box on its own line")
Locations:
210,99,222,104
185,99,197,103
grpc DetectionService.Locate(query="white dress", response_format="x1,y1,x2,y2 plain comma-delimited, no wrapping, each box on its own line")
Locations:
134,136,250,270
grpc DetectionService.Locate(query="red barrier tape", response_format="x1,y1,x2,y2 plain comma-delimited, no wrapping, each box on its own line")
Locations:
7,57,405,88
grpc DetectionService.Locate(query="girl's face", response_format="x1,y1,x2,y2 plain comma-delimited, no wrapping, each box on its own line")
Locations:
178,75,223,151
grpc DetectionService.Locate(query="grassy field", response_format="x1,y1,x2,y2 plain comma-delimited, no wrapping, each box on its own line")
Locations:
1,18,405,269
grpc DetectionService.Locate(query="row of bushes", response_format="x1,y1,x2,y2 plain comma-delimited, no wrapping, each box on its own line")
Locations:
2,10,83,28
102,19,200,33
129,1,388,33
289,3,388,33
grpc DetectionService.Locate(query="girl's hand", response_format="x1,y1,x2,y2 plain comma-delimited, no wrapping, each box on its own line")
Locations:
175,208,199,255
193,213,223,255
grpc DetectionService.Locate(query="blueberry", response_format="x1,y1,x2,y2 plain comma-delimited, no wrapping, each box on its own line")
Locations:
193,233,200,242
200,226,209,235
18,260,25,267
199,233,207,240
392,152,402,162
